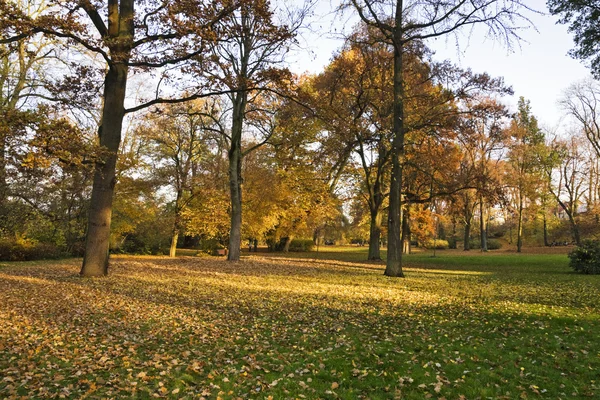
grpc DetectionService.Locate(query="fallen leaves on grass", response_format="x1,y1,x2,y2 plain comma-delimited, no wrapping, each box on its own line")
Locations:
0,254,598,399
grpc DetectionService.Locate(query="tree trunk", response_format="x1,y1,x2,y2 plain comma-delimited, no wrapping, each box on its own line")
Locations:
80,63,129,277
367,208,382,260
169,189,183,258
169,230,179,257
227,93,246,261
450,220,457,249
543,212,549,246
566,211,581,245
517,195,523,253
384,5,405,278
401,206,411,254
283,236,294,252
463,221,471,251
80,0,133,277
0,124,6,224
479,198,487,252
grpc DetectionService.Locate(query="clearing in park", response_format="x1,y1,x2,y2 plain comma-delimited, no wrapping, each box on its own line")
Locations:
0,246,599,399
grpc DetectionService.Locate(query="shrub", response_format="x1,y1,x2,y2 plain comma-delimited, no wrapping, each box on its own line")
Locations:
569,240,600,274
0,238,64,261
288,239,314,252
268,238,315,252
486,239,503,250
423,239,449,250
469,238,502,250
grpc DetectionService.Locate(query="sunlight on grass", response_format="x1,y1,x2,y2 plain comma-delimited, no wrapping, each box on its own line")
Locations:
1,252,599,399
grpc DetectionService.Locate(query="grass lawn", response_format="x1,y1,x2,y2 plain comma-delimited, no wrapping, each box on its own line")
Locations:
1,247,599,399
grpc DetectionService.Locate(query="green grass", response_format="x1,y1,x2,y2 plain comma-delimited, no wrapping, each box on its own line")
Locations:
1,248,598,399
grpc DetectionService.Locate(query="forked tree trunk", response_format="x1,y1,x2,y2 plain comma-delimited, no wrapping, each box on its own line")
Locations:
384,5,405,278
80,62,129,277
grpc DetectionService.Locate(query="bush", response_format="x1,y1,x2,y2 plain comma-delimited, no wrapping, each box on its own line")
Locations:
486,239,502,250
569,240,600,274
268,238,315,252
0,238,64,261
198,239,225,255
469,238,502,250
423,239,449,250
288,239,314,252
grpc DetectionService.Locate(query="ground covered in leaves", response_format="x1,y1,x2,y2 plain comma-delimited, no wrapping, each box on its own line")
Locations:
1,248,599,399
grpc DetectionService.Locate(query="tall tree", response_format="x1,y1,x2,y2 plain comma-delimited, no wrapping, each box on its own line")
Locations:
1,0,237,275
506,97,545,252
546,134,588,245
455,98,508,251
137,100,216,257
0,0,56,231
204,0,308,261
312,27,393,260
350,0,530,277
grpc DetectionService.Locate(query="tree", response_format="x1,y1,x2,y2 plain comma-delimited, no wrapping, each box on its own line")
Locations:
137,100,216,257
203,0,308,261
454,98,508,251
3,111,95,254
1,0,238,275
561,79,600,158
548,0,600,78
312,26,393,260
506,97,545,252
546,134,588,245
0,0,57,231
350,0,531,277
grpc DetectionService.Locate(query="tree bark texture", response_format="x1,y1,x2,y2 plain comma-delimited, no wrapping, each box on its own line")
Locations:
384,1,405,277
227,92,246,261
81,63,129,276
169,231,179,258
80,0,134,277
368,208,382,260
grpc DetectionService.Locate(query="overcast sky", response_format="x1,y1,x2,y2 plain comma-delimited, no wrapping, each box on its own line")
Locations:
291,0,591,132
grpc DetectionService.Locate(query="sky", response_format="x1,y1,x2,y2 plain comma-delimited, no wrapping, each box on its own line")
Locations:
291,0,591,132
